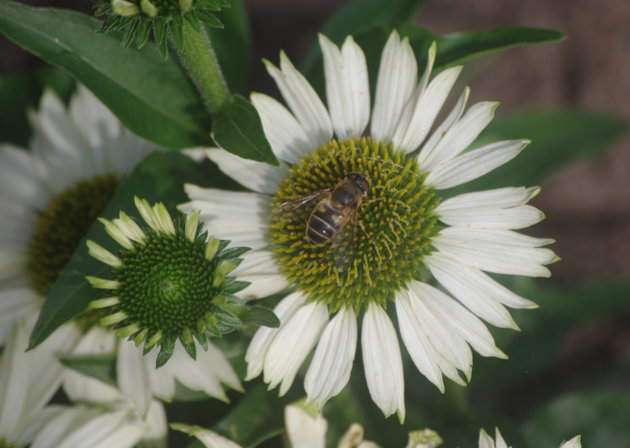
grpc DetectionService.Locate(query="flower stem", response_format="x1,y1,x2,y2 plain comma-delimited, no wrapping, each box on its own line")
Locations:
173,20,230,115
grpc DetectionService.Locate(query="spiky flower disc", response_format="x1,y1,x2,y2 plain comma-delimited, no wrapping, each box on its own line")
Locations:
94,0,230,55
269,137,440,311
86,197,249,367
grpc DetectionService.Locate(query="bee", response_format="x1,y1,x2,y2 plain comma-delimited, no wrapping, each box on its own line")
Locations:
276,172,371,272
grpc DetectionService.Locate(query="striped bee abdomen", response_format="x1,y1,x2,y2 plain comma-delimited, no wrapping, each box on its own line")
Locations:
307,201,344,245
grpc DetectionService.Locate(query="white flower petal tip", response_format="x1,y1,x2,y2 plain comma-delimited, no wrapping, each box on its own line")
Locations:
560,435,582,448
171,424,243,448
304,307,357,409
284,403,327,448
362,304,405,422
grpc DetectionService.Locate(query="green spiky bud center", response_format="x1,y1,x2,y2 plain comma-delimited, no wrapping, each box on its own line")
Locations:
269,137,440,311
115,231,220,335
26,174,120,296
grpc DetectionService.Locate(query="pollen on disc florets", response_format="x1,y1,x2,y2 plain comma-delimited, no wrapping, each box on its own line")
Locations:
26,174,121,297
269,137,441,312
86,197,250,368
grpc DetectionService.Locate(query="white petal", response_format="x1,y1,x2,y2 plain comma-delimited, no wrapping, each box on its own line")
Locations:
233,249,289,300
478,429,496,448
304,307,357,408
185,427,243,448
426,254,519,329
403,284,472,381
163,342,228,402
320,35,369,139
412,282,505,359
63,327,121,404
436,187,543,229
263,302,328,396
417,87,470,164
116,342,151,416
395,292,446,391
245,291,307,380
0,197,36,249
204,148,288,195
69,86,119,155
25,323,80,416
251,93,314,163
142,400,168,444
371,31,418,142
0,319,31,436
419,101,499,172
493,428,510,448
430,253,536,309
434,228,557,277
265,53,333,146
0,286,39,330
560,436,582,448
180,185,270,250
285,404,327,448
361,304,405,421
426,140,529,189
393,66,462,153
56,409,145,448
0,144,49,210
202,342,242,391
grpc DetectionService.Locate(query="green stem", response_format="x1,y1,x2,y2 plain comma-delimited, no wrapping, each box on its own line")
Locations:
173,20,229,115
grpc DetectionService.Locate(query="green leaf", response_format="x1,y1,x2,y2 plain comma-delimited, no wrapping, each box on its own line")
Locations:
455,110,629,193
60,354,117,387
208,0,250,94
524,390,630,448
0,67,74,146
240,305,280,328
30,151,221,347
304,23,564,98
471,281,630,413
211,384,284,447
211,95,278,165
301,0,427,74
0,0,212,149
397,24,565,71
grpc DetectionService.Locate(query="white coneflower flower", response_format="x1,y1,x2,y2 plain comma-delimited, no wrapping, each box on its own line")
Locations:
0,86,239,414
0,85,155,345
479,428,582,448
174,402,426,448
67,198,246,415
180,31,557,421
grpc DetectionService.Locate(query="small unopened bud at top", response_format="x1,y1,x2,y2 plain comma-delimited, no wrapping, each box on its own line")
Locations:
111,0,139,16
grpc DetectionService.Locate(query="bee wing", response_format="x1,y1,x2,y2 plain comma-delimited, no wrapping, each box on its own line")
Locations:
332,208,357,273
274,189,331,214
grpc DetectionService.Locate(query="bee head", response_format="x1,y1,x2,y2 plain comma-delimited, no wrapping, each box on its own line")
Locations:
345,172,371,196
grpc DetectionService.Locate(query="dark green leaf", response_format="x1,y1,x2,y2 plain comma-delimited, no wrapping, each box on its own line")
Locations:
241,305,280,328
524,390,630,448
0,67,74,146
60,354,117,387
455,111,629,193
305,23,564,98
211,384,284,447
397,24,565,71
471,281,630,414
0,0,212,149
301,0,427,74
30,151,222,347
211,95,278,165
207,0,250,94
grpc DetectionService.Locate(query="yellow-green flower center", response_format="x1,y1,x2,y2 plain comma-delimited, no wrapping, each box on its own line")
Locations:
26,174,120,297
269,137,440,311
